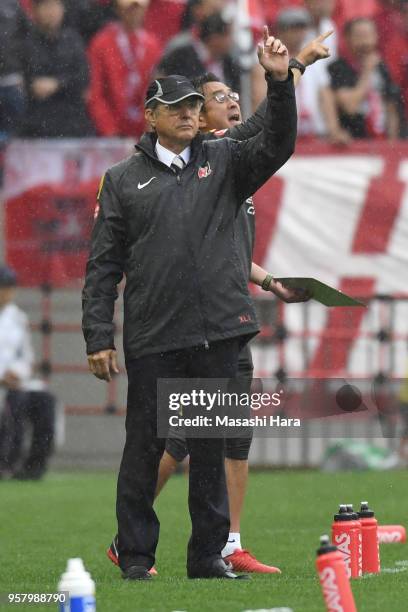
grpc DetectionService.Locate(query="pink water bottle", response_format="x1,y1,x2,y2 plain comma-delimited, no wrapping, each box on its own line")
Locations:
358,501,380,574
316,535,357,612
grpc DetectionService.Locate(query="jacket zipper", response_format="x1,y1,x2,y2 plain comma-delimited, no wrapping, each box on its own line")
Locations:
174,164,209,349
137,145,210,349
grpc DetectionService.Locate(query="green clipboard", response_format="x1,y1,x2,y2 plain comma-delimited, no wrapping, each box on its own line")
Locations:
275,278,366,307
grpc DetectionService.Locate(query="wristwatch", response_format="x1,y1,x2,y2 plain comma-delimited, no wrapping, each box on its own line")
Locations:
261,274,274,291
289,58,306,75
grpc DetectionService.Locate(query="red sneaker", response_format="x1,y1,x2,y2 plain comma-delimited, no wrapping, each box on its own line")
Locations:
224,549,281,574
107,536,158,575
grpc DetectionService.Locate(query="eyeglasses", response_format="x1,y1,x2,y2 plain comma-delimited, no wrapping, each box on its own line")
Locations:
160,99,203,114
209,91,240,104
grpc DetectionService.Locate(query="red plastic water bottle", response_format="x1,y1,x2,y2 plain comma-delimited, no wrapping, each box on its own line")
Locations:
346,504,362,578
316,535,357,612
331,504,361,579
377,525,406,543
358,501,380,574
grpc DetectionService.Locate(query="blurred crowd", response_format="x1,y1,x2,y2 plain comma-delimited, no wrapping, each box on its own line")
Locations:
1,0,407,142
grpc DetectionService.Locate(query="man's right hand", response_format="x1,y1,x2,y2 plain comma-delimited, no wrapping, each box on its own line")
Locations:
88,349,119,382
297,30,332,67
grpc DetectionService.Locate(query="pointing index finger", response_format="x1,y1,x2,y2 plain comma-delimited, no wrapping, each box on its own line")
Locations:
317,30,333,43
263,25,270,43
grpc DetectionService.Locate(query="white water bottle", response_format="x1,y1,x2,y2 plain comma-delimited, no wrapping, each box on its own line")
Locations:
58,558,96,612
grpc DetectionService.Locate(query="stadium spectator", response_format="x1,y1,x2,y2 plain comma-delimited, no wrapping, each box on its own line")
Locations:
0,266,55,481
0,1,27,140
304,0,338,57
152,0,220,66
19,0,92,138
375,0,408,135
158,11,242,93
329,17,400,139
87,0,161,138
276,8,349,143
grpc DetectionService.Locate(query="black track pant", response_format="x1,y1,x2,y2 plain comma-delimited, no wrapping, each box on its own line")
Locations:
117,338,241,571
0,390,55,477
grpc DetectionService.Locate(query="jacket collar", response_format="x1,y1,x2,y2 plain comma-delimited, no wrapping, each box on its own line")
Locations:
155,140,191,167
135,132,203,166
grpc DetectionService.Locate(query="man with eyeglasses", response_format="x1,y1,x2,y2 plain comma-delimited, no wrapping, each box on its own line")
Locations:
83,26,297,581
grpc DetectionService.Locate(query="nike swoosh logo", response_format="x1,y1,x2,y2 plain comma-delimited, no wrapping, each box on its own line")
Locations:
138,177,156,189
227,539,236,543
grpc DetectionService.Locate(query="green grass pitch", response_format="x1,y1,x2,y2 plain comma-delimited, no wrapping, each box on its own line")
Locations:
1,470,408,612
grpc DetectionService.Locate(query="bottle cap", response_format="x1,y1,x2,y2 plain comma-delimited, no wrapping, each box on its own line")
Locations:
346,504,359,519
334,504,353,521
67,558,86,573
317,534,337,556
358,501,375,518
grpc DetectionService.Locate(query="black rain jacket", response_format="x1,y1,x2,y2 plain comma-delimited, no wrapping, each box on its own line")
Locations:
82,73,296,360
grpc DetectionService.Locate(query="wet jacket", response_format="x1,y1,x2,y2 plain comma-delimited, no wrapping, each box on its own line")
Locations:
82,72,296,360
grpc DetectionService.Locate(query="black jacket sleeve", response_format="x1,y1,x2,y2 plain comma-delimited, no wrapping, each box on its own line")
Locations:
230,71,297,202
225,98,267,141
82,170,126,355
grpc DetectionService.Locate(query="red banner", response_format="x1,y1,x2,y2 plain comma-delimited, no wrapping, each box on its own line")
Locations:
5,181,98,286
3,139,132,287
4,139,408,294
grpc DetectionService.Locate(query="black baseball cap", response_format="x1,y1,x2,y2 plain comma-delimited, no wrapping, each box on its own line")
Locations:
145,75,205,108
0,266,17,288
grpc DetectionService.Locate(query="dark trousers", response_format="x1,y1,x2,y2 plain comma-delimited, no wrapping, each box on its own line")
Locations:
117,338,241,572
0,390,55,477
0,85,25,137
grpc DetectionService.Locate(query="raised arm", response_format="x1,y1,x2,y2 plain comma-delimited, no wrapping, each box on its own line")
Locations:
229,27,296,201
225,31,333,142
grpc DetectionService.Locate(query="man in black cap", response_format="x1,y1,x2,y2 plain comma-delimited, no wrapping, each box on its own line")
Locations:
83,26,297,580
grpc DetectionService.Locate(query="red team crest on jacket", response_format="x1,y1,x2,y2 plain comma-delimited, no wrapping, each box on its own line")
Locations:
198,162,212,179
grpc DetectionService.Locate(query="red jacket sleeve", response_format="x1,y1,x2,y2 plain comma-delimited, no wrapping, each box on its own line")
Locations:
87,36,119,137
